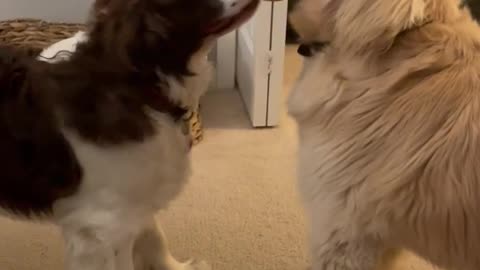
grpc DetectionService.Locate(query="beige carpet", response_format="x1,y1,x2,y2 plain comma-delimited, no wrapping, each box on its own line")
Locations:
0,46,439,270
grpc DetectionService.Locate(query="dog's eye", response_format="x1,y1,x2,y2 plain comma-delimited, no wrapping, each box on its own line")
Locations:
297,42,329,57
297,44,314,57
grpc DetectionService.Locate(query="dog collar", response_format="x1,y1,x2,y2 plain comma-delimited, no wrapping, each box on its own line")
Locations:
144,88,193,150
180,119,193,151
145,88,188,122
297,42,329,57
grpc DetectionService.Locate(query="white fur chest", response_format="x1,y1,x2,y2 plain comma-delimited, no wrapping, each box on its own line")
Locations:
288,52,348,202
54,112,191,228
288,51,383,203
288,52,341,122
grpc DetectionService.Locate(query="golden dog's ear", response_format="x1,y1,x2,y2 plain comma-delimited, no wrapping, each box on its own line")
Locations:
289,0,341,42
334,0,428,54
334,0,462,55
289,0,462,49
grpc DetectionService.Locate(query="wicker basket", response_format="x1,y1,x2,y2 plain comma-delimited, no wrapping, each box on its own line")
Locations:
0,19,203,145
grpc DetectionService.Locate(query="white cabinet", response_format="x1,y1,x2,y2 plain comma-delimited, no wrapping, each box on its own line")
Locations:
236,0,287,127
216,0,288,127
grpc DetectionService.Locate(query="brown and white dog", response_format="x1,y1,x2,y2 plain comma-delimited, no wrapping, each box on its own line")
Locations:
0,0,258,269
288,0,480,270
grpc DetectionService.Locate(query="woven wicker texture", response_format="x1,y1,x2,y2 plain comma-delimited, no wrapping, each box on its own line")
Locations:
0,19,203,145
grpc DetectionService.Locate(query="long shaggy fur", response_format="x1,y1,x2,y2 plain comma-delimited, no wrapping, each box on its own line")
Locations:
288,0,480,269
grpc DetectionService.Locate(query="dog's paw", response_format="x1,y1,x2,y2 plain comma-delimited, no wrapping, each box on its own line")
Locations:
166,259,211,270
175,259,211,270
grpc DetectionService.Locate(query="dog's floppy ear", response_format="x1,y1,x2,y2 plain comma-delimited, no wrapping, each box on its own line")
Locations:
0,46,83,215
0,110,83,215
333,0,462,55
0,46,30,100
334,0,428,54
289,0,427,47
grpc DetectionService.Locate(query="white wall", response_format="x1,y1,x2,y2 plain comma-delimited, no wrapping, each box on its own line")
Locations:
0,0,94,23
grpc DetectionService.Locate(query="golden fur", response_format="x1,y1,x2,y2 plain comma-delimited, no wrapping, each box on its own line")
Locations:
288,0,480,269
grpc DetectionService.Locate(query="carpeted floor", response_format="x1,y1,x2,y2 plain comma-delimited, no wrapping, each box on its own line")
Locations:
0,46,440,270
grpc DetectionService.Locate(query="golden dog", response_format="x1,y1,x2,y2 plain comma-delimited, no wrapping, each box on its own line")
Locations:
288,0,480,269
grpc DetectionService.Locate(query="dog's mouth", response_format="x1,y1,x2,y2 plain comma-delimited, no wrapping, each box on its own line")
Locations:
204,0,260,36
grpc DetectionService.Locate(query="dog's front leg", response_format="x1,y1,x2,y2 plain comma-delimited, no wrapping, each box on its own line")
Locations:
133,217,210,270
305,195,385,270
115,235,136,270
62,224,137,270
63,228,116,270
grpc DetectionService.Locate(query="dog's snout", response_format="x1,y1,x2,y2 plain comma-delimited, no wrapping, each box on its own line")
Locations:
288,0,300,11
220,0,253,17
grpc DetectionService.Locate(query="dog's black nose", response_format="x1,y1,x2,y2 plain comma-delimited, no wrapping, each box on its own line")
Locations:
297,42,329,57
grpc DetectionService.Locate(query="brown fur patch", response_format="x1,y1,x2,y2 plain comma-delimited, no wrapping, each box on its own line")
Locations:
0,0,228,215
0,47,82,215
